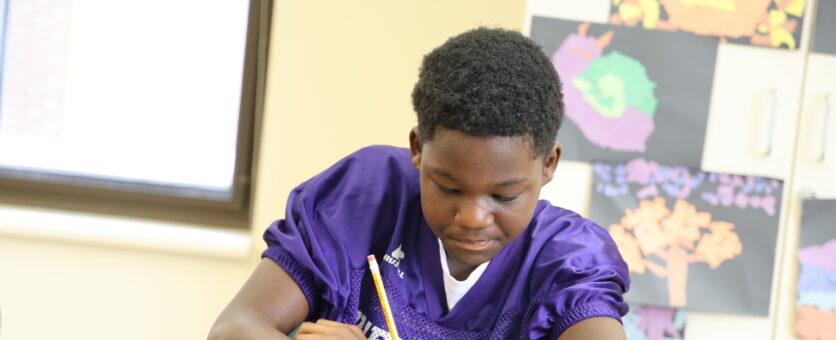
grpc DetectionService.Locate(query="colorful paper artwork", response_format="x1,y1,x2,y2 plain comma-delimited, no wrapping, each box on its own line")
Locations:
530,17,717,167
590,159,782,315
552,24,656,153
609,0,807,50
811,0,836,55
596,158,781,216
795,199,836,340
623,304,687,340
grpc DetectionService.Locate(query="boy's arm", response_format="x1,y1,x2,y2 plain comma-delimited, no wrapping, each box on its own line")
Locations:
207,258,309,340
556,317,627,340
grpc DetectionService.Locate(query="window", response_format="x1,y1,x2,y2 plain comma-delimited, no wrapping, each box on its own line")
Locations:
0,0,272,228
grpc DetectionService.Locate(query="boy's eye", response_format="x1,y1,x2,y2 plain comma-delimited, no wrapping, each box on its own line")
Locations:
436,184,460,194
493,194,520,202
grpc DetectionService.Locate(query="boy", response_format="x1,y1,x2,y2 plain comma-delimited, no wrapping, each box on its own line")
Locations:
209,27,629,340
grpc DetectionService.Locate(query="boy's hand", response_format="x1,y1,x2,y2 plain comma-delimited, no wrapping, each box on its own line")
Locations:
292,319,366,340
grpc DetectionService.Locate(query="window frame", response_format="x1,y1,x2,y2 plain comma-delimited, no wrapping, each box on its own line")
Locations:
0,0,273,229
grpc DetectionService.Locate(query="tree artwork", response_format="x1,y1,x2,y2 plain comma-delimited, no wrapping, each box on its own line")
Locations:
608,197,742,306
587,159,781,314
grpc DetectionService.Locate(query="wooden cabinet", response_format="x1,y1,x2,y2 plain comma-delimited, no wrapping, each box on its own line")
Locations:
528,0,833,339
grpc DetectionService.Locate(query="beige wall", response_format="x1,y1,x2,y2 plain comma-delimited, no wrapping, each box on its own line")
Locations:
0,2,526,339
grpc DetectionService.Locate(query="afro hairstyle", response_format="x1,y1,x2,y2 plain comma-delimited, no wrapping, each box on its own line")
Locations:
411,27,564,157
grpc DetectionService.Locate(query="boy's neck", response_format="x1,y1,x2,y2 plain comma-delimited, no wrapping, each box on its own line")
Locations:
445,253,479,281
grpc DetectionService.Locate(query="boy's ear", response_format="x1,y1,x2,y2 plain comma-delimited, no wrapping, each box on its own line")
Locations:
409,127,423,170
542,141,562,185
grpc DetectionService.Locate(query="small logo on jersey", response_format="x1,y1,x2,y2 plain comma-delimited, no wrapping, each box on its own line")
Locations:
383,244,405,279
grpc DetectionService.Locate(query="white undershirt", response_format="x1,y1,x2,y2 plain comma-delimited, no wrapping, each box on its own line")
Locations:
438,238,490,310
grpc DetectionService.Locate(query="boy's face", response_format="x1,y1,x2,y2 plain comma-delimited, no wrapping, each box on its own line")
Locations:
410,127,561,271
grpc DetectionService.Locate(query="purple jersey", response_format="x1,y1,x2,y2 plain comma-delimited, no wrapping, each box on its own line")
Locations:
263,146,629,340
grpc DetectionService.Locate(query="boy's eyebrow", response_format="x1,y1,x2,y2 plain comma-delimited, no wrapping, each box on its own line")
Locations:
496,178,527,186
431,167,460,182
430,167,527,186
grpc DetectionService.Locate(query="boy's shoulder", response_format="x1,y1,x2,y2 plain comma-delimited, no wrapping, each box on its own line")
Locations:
346,145,411,160
520,201,628,300
297,145,419,212
330,145,414,176
527,201,620,261
530,201,594,233
350,145,411,159
309,145,414,184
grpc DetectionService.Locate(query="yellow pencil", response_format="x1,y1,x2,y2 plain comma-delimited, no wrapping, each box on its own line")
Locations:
367,254,400,339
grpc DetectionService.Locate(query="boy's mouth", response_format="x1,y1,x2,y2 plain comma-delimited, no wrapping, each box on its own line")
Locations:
449,238,492,251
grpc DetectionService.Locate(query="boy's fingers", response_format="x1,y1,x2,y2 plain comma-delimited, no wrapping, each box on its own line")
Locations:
295,321,331,334
316,319,365,337
315,319,346,326
295,320,365,339
293,335,345,340
346,323,365,338
293,335,338,340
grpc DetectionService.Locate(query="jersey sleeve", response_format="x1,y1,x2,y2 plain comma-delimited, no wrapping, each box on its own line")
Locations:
261,146,417,322
528,220,630,339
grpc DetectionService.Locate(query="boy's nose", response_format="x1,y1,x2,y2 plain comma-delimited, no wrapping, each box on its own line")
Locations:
454,198,494,229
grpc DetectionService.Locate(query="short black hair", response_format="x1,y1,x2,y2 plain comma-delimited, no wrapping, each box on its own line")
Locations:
412,27,564,157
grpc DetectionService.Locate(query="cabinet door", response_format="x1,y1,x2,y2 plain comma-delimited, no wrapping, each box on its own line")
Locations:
789,53,836,196
701,43,806,180
773,52,836,340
